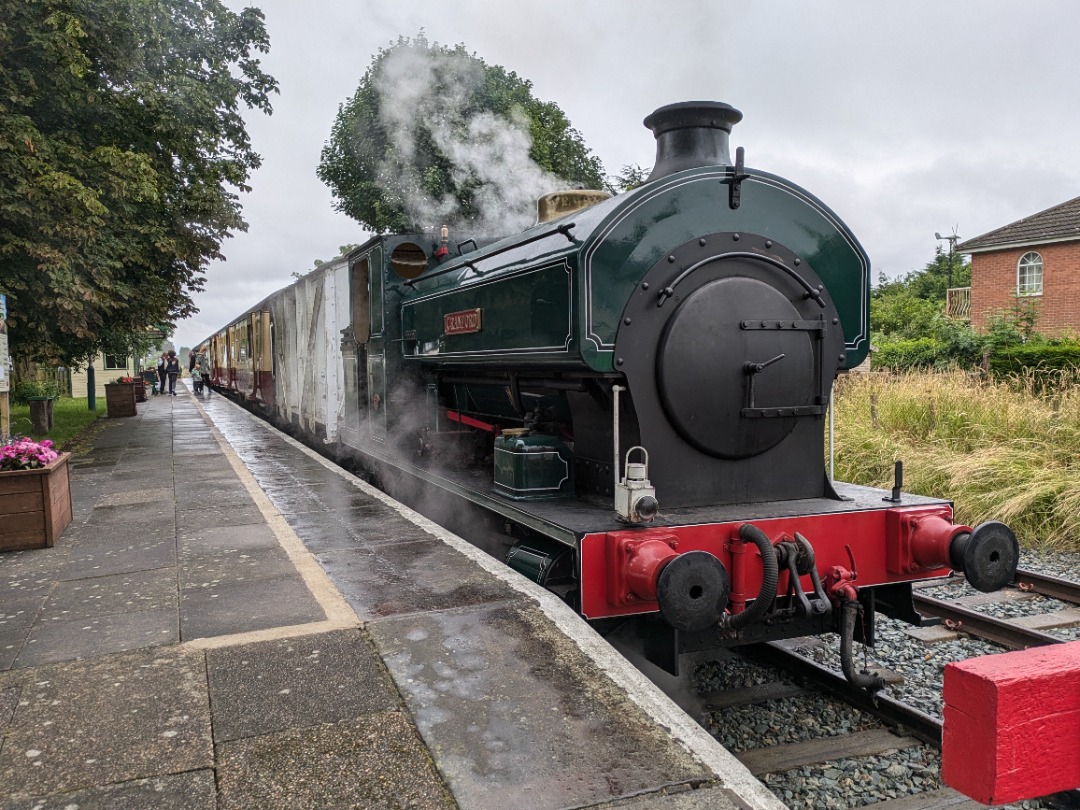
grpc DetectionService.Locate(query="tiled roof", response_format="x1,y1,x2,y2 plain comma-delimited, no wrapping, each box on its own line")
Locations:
958,195,1080,253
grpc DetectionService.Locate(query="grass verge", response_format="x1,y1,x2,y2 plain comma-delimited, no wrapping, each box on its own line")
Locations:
9,397,105,452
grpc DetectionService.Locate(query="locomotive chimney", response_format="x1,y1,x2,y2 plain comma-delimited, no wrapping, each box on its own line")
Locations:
644,101,743,183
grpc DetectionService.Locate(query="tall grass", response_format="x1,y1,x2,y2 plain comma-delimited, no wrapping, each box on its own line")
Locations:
833,370,1080,552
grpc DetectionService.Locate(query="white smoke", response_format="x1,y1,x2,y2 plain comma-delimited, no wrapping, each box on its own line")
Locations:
372,41,566,236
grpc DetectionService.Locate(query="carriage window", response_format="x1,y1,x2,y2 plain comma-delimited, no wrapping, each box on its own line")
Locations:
390,242,428,280
370,248,384,337
351,256,371,343
103,354,126,370
1017,252,1043,296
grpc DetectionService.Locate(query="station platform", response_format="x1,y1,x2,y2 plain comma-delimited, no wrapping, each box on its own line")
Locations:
0,383,783,810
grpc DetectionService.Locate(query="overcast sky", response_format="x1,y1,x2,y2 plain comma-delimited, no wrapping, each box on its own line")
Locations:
175,0,1080,350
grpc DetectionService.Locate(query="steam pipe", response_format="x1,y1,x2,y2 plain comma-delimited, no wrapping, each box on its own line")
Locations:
840,600,885,691
721,523,779,631
612,385,625,495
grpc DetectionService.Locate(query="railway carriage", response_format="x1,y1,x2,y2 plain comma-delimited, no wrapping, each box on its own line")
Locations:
202,102,1019,683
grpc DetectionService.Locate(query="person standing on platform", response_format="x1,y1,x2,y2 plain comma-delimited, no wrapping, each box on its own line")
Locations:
157,353,168,395
165,350,180,395
196,350,211,395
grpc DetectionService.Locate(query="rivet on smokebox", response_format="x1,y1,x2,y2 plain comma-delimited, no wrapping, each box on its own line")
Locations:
616,358,624,366
766,240,773,248
833,318,840,325
733,233,740,241
699,238,707,246
642,282,650,290
794,258,801,266
668,255,676,263
624,318,632,326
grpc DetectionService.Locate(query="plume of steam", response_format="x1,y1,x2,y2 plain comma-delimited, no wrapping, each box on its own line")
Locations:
373,41,565,235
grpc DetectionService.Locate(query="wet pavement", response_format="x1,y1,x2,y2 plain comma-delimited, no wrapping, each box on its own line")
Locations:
0,383,783,809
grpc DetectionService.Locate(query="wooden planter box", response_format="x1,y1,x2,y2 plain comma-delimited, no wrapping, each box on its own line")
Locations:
134,378,147,402
105,382,137,417
0,452,73,552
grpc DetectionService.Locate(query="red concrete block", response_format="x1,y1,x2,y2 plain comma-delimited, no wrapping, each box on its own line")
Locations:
942,640,1080,805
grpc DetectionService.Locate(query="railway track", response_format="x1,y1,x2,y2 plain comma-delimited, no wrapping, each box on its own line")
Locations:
694,567,1080,809
913,567,1080,650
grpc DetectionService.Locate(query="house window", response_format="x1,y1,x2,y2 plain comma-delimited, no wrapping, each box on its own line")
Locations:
103,354,127,370
1017,252,1043,296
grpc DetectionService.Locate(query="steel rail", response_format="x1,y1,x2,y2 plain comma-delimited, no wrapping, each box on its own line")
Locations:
1014,567,1080,605
749,642,943,746
912,592,1063,650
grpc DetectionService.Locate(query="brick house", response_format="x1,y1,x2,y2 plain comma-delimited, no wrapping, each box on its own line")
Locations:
955,195,1080,335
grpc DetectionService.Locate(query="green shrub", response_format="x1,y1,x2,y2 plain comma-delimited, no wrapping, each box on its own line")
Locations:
873,338,943,370
989,343,1080,376
11,379,60,405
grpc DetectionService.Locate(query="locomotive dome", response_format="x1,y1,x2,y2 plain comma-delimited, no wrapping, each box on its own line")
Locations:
536,189,612,224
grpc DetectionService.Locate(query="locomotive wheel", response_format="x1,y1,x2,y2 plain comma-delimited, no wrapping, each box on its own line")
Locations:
656,551,730,633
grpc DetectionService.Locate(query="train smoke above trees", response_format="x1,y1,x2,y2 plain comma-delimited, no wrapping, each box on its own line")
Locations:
318,34,606,236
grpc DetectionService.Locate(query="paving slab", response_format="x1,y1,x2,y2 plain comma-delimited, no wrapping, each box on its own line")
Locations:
215,713,454,810
0,646,212,798
110,467,177,485
180,546,298,587
37,567,177,622
281,512,365,553
205,628,399,742
86,501,175,525
177,524,283,556
1,545,70,582
334,504,443,546
2,770,218,810
172,460,240,479
179,576,325,640
14,607,179,667
59,536,176,580
2,575,57,609
316,541,518,619
0,685,18,727
0,628,30,669
193,504,266,526
369,601,713,810
175,485,251,510
96,486,173,507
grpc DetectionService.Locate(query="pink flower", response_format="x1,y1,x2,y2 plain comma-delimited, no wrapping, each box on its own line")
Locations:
0,437,59,471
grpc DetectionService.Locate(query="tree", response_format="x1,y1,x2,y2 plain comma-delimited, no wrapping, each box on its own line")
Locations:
0,0,277,367
871,246,972,339
318,34,605,236
612,164,649,192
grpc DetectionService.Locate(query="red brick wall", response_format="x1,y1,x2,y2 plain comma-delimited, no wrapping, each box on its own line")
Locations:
970,240,1080,336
